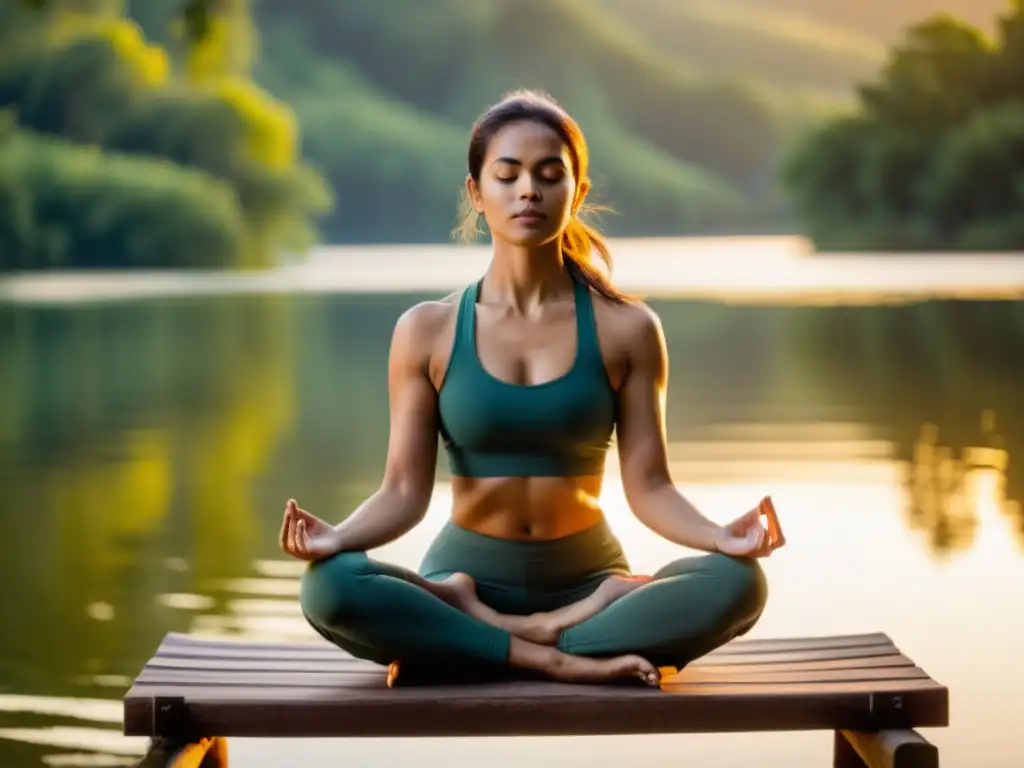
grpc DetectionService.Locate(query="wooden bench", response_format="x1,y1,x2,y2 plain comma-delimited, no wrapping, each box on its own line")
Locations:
123,630,948,768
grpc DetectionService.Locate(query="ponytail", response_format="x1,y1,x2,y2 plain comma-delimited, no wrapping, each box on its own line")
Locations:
561,211,630,304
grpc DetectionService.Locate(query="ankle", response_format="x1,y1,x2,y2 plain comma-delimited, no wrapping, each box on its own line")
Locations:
509,637,564,674
538,646,570,678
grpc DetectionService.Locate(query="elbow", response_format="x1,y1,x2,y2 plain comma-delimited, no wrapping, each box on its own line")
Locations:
622,473,671,517
380,475,432,524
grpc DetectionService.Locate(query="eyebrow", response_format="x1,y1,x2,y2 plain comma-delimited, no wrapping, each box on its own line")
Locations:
491,156,566,167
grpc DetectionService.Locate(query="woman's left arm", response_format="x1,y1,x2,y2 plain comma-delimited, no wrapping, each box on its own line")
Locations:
614,304,724,553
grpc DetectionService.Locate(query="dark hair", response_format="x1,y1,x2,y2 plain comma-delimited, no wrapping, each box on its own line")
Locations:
454,89,629,304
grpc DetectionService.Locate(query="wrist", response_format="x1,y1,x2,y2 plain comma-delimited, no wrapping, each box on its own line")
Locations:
709,524,726,553
330,525,348,554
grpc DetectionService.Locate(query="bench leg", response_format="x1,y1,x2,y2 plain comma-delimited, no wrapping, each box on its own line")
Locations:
133,736,228,768
833,729,938,768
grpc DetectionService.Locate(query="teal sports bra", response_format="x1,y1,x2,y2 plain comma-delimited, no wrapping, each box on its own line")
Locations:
437,276,617,478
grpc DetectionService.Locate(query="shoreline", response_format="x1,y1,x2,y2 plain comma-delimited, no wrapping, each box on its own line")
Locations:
2,237,1024,306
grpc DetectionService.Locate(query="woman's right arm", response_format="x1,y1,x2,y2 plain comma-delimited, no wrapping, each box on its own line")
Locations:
329,302,445,553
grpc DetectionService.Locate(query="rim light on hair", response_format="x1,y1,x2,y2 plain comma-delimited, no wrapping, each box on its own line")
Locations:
453,89,628,304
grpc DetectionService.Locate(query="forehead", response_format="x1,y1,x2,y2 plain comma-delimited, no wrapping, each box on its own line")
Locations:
484,120,570,164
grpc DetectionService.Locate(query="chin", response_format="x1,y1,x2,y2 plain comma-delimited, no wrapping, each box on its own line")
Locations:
495,227,562,249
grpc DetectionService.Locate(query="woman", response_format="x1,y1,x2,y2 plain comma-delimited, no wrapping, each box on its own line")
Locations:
279,89,781,688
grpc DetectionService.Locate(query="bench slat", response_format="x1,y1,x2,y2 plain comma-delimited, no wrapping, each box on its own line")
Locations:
123,682,947,738
141,651,919,675
155,631,894,658
151,641,901,666
122,631,949,739
134,664,930,688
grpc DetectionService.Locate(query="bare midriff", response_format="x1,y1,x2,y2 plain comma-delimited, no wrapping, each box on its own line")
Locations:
449,474,606,540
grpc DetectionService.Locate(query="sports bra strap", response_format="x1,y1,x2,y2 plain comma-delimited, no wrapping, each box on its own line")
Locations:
572,278,603,364
448,280,479,364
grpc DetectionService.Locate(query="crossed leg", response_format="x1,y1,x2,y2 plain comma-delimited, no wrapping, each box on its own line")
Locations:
301,549,766,687
435,572,653,645
432,552,768,670
299,551,660,686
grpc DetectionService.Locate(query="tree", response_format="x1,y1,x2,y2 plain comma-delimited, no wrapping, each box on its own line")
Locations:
0,0,330,270
783,1,1024,251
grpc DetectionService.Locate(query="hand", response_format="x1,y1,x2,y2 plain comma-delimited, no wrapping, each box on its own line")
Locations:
279,499,343,561
713,507,782,558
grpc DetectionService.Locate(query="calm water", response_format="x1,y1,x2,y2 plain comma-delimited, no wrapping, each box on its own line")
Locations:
1,254,1023,767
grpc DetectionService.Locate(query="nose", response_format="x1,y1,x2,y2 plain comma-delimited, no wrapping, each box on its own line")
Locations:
518,175,541,200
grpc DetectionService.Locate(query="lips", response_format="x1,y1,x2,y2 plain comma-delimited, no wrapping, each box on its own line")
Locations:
513,209,547,220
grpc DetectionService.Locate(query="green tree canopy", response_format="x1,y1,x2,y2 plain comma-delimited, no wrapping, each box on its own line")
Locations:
0,0,330,270
783,2,1024,251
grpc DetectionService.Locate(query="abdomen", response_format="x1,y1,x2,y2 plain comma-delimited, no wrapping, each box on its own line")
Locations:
449,474,606,540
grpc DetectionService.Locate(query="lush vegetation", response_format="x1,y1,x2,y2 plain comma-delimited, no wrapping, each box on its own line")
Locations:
1,0,1020,269
0,1,330,270
783,1,1024,250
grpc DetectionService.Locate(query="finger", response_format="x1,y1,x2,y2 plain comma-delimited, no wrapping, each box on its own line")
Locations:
283,511,294,554
283,513,294,555
740,507,762,526
279,503,292,552
297,519,308,557
290,514,301,555
761,528,774,556
730,510,758,537
752,525,766,554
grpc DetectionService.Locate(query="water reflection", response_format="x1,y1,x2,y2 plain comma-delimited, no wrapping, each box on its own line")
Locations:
906,413,1018,557
0,292,1022,766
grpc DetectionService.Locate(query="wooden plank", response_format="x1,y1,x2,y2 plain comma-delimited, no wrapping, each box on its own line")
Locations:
690,655,917,674
693,645,901,666
122,631,947,741
150,641,901,668
125,675,946,702
154,631,897,659
133,665,930,688
123,681,948,738
159,630,894,653
141,652,919,675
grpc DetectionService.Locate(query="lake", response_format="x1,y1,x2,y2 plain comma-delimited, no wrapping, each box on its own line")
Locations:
1,239,1023,767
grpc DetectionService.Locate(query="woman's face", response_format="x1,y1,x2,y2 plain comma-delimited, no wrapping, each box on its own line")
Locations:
467,120,582,247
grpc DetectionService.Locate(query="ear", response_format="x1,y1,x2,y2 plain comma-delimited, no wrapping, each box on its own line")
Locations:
465,175,484,215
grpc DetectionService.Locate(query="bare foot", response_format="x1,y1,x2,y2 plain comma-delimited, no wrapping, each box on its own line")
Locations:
432,572,477,612
428,573,655,650
431,574,562,645
543,648,660,687
520,574,655,645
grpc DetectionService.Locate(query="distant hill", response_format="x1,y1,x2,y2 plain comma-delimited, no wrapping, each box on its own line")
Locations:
90,1,1024,244
740,0,1009,40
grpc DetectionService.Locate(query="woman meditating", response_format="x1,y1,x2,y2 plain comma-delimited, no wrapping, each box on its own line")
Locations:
279,90,781,688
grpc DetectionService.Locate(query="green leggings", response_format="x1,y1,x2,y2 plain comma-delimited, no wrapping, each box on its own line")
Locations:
299,518,768,675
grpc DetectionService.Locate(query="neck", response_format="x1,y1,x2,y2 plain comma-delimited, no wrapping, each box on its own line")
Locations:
483,239,573,313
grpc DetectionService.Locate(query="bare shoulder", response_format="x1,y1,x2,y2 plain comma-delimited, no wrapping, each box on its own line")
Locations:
391,291,463,382
394,291,460,341
592,293,666,354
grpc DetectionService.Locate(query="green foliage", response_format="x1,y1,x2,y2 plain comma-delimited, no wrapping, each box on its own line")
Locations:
783,2,1024,250
0,122,246,269
245,0,841,242
7,0,1019,262
0,1,330,271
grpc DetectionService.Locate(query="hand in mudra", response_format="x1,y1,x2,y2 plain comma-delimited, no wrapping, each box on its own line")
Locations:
279,499,342,561
714,506,784,558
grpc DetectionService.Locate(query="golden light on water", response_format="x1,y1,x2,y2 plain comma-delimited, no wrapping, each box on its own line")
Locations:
0,419,1019,767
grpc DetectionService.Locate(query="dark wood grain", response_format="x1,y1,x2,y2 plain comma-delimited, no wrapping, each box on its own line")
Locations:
123,630,948,740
